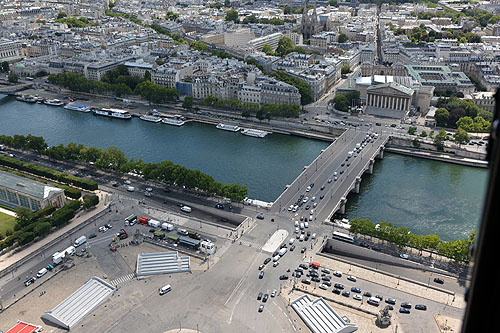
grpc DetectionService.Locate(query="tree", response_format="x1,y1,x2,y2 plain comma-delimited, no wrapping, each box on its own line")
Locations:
408,126,416,135
338,32,348,43
276,36,294,57
1,61,8,73
34,222,51,237
332,94,349,112
434,108,449,127
182,96,193,109
225,9,239,23
420,130,427,137
57,11,67,19
8,73,18,83
144,70,151,82
242,109,251,118
16,207,33,228
262,44,274,56
456,116,474,132
412,138,420,148
454,128,470,146
341,65,351,75
256,109,265,120
224,0,231,7
434,129,447,151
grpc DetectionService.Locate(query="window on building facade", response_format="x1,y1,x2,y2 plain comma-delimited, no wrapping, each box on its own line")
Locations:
0,188,7,201
7,190,18,204
30,198,41,211
18,194,30,208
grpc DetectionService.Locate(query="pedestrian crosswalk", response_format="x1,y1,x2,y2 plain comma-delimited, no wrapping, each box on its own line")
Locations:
238,239,262,250
110,273,135,286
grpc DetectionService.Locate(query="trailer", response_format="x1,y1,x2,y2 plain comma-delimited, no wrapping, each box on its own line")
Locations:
161,223,174,231
178,236,200,249
148,219,161,228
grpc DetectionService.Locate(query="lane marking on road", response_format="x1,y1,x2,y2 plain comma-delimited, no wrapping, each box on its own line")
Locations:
247,223,258,234
227,283,250,324
224,252,260,306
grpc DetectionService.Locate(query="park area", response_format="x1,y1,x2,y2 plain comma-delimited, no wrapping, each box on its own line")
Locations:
0,210,16,236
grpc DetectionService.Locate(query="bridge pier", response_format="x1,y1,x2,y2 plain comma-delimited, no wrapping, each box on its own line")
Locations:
378,146,385,159
354,177,362,194
367,159,375,175
339,197,347,214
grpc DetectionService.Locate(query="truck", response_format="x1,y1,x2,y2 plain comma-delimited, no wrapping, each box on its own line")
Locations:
148,219,161,228
64,246,75,256
52,251,65,265
180,206,192,213
161,223,174,231
200,240,215,254
188,231,201,240
117,229,128,240
74,236,86,247
138,216,149,225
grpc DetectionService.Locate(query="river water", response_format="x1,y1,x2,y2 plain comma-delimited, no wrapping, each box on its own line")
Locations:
0,96,487,241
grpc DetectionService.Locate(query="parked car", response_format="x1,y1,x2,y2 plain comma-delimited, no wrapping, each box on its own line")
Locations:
319,284,328,290
258,264,265,270
333,271,342,277
363,292,372,297
89,233,97,239
415,304,427,311
258,304,264,312
257,292,263,300
332,288,341,295
434,277,444,284
334,283,344,289
24,277,35,287
259,271,264,279
279,274,288,280
351,287,361,293
302,279,311,285
385,298,396,305
271,289,277,297
401,302,412,309
353,294,362,301
264,258,271,265
342,291,350,297
399,308,410,314
347,275,357,282
262,294,269,302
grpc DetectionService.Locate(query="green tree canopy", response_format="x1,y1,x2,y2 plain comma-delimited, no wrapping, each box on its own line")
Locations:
454,128,470,146
182,96,193,109
8,73,18,83
434,108,449,127
262,44,274,56
333,94,349,112
276,36,294,57
338,32,348,43
341,65,351,75
225,9,239,23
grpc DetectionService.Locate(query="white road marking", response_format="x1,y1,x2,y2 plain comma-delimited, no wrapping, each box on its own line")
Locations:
247,223,258,234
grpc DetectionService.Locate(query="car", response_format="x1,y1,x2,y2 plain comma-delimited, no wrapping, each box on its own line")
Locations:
124,180,131,184
400,253,409,259
299,216,304,221
149,228,155,233
256,213,265,220
376,123,381,126
309,216,313,221
280,243,287,249
375,295,383,301
399,308,410,314
312,276,321,282
313,203,317,208
333,271,342,277
146,187,153,192
24,277,35,287
305,205,310,210
263,294,269,302
334,283,344,289
264,258,271,265
401,302,412,309
339,170,344,174
311,196,316,201
306,186,311,192
258,304,264,312
319,284,328,290
320,195,324,199
320,185,325,190
279,274,288,280
341,163,345,167
273,262,279,267
321,275,331,281
385,298,396,305
372,246,381,252
328,179,332,183
351,287,361,293
99,226,108,232
434,277,444,284
415,304,427,311
257,292,263,300
347,275,357,282
127,186,135,192
88,233,97,239
359,241,370,248
363,292,372,297
391,123,397,128
309,210,314,215
259,271,264,279
353,294,362,301
301,247,306,253
145,192,152,197
105,224,112,229
290,244,296,251
302,279,311,285
271,289,277,297
342,291,350,297
112,182,119,187
386,305,394,310
332,288,341,295
258,264,265,270
215,203,225,209
299,263,308,270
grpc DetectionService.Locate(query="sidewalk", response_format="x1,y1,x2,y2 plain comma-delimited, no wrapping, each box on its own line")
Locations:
0,190,111,279
0,207,16,217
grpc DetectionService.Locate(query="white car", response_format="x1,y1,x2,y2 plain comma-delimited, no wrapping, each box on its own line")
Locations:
288,205,294,211
124,180,131,184
145,192,152,197
127,186,135,192
347,275,357,282
319,284,328,290
295,227,299,234
333,271,342,277
309,216,313,221
306,186,311,192
292,205,298,212
309,209,315,215
99,226,108,232
313,203,317,208
328,179,332,183
400,254,409,259
273,262,279,268
146,187,153,192
311,196,316,202
353,294,362,301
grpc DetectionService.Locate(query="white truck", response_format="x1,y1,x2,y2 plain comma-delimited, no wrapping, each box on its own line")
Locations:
161,222,174,231
64,246,75,256
73,236,86,248
52,251,65,265
148,219,161,228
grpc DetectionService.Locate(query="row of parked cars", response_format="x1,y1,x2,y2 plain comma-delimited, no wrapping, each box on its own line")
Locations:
298,264,427,314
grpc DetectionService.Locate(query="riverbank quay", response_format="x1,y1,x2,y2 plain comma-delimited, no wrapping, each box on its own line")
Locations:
385,146,488,168
18,87,343,142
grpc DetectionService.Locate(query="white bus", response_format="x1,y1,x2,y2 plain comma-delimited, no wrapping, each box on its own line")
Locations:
332,231,355,243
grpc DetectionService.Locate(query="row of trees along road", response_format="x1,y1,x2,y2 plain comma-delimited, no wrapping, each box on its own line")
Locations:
0,134,248,201
350,218,475,264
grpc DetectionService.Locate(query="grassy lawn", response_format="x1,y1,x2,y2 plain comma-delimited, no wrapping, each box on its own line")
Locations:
0,211,16,235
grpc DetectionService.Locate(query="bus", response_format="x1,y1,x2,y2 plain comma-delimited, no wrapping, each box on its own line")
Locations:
332,231,355,243
125,214,137,225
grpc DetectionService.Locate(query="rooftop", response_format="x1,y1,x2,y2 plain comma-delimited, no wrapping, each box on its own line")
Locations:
0,170,63,200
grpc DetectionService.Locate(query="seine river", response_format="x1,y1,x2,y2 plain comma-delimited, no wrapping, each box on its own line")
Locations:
0,95,487,240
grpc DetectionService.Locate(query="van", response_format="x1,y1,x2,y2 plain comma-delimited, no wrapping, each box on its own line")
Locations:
180,206,191,213
36,268,48,278
273,255,280,262
368,296,380,306
159,284,172,295
304,222,309,228
278,248,287,256
177,228,188,236
294,221,299,227
300,223,304,230
289,238,295,245
295,227,299,234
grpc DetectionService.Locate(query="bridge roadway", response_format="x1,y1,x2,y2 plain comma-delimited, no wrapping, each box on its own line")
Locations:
271,128,389,223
